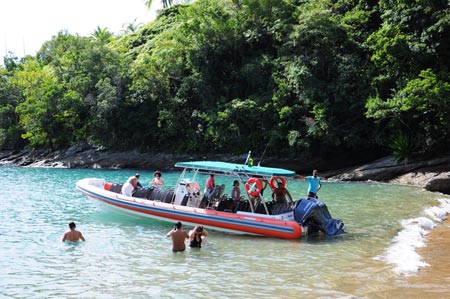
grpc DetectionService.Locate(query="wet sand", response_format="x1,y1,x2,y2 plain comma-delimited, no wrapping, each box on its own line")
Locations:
374,218,450,298
408,217,450,296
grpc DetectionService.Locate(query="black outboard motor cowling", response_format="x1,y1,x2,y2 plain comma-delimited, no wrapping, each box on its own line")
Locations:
293,197,345,236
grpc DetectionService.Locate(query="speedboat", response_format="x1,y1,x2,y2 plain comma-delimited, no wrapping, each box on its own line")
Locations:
76,161,345,239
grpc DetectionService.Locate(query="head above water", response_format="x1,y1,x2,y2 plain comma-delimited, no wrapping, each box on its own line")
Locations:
175,221,182,229
154,171,161,177
135,173,140,178
69,222,76,229
313,170,318,177
233,180,239,186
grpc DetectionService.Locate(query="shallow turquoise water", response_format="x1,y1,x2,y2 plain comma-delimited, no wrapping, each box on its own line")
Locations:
0,166,448,298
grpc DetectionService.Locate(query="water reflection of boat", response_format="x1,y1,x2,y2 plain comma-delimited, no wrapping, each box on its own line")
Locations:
76,161,345,239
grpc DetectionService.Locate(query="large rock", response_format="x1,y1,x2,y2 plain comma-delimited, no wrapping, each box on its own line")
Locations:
328,156,421,181
0,147,247,170
327,155,450,195
425,172,450,194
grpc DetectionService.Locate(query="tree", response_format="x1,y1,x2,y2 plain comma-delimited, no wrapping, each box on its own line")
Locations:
271,6,372,158
0,63,24,149
365,0,450,158
13,59,63,147
366,69,450,158
91,26,114,44
145,0,174,10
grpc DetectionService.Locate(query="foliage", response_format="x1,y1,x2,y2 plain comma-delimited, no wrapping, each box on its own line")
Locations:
366,69,450,155
388,132,416,164
0,61,24,149
0,0,449,164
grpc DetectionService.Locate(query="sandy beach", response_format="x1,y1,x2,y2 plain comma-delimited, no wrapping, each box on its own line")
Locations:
409,217,450,295
374,217,450,298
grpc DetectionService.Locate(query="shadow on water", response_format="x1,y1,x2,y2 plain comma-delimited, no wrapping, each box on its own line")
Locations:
88,207,353,245
88,210,172,229
304,232,349,245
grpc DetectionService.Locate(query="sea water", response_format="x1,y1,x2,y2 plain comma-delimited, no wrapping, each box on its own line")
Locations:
0,166,449,298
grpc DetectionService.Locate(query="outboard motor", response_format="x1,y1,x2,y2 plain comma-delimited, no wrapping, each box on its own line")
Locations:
293,197,345,236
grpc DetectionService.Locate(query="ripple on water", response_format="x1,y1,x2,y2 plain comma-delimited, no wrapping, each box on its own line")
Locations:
1,167,449,298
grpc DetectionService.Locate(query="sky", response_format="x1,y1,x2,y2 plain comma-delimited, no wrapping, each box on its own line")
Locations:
0,0,161,60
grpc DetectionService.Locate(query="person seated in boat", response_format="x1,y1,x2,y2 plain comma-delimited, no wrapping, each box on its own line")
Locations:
62,222,85,242
231,180,241,204
189,225,208,248
166,221,189,252
297,170,322,199
204,173,216,198
150,170,165,191
271,180,293,204
121,174,142,196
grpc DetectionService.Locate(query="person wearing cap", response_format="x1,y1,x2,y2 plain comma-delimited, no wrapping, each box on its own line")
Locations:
121,174,142,196
150,170,165,191
166,221,189,252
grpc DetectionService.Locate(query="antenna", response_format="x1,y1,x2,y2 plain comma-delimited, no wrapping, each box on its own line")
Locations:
244,151,251,165
258,141,270,166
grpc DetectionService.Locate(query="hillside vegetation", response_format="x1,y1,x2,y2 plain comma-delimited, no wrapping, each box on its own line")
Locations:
1,0,449,164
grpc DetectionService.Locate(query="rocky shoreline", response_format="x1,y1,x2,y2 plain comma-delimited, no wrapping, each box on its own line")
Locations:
1,145,449,195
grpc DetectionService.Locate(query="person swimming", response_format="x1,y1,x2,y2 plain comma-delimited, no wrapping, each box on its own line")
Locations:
62,222,85,242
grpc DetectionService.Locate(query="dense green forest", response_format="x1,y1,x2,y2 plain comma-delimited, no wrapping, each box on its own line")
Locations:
1,0,449,164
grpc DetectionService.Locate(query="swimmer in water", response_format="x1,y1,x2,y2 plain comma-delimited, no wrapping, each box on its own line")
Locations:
62,222,85,242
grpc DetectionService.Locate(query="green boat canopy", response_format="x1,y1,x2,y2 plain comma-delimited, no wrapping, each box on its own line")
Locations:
175,161,296,177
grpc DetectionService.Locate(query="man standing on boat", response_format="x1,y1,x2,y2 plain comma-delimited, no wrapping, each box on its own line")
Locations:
298,170,322,199
272,180,293,203
166,222,189,252
204,173,216,198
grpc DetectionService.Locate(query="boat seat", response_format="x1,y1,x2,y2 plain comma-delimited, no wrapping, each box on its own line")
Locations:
235,200,250,212
145,187,154,199
208,184,226,208
254,203,266,214
163,190,174,203
271,203,292,215
198,196,209,208
216,184,225,198
180,194,189,206
133,188,152,199
109,183,123,194
265,200,276,214
217,197,233,212
149,189,161,201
